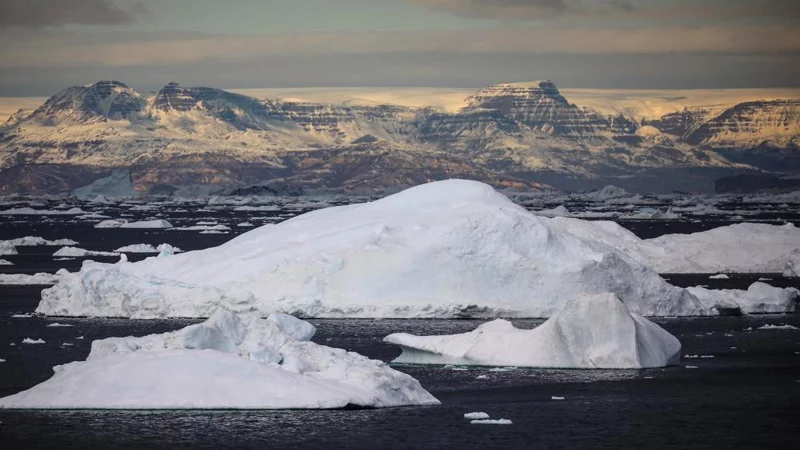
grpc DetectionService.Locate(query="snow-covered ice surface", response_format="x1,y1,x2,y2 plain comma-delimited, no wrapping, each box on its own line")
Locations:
0,310,439,410
36,180,710,318
384,293,681,369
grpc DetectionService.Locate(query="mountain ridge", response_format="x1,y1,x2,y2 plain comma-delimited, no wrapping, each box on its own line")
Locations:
0,79,797,195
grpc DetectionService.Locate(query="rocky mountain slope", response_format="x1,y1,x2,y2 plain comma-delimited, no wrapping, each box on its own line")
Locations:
0,80,796,195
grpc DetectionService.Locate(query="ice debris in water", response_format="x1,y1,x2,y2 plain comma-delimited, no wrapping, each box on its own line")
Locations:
464,412,490,420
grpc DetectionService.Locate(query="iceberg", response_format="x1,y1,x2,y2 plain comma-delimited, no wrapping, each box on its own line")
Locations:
384,293,681,369
687,283,798,314
33,180,797,319
53,247,118,258
0,310,438,410
0,272,63,285
37,180,706,318
115,243,184,254
74,169,136,200
4,237,78,246
549,219,800,275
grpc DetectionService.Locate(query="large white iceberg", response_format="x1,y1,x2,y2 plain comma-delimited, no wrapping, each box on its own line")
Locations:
0,310,438,409
35,180,797,319
37,180,706,318
384,293,681,369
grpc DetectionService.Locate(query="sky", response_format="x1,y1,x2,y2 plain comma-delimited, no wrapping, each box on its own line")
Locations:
0,0,798,95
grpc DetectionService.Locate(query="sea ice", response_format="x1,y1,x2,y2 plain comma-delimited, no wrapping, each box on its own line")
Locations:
21,338,45,344
0,259,12,265
0,310,439,410
384,293,681,369
464,412,490,420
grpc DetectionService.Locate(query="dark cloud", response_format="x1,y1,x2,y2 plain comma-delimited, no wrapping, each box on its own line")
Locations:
0,0,148,27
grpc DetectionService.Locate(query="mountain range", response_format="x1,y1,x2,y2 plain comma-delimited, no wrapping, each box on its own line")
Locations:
0,79,797,195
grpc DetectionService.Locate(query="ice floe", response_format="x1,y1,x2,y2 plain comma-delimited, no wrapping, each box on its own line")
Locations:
384,293,681,369
0,310,438,410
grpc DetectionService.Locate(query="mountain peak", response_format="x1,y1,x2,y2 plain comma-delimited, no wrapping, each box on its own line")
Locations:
26,80,143,124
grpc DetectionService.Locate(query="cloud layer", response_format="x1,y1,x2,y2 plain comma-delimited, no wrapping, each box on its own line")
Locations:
0,0,147,27
2,24,798,70
408,0,799,20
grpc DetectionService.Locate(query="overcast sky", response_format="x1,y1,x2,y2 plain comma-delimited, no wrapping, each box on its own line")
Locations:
0,0,798,95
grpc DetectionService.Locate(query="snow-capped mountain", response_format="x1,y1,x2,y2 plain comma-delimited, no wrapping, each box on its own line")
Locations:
0,80,796,194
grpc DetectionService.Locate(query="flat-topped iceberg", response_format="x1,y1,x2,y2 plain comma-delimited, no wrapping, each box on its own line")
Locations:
384,293,681,369
0,310,438,410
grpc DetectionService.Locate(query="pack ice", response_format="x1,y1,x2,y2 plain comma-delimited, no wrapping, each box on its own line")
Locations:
384,293,681,369
0,310,438,409
35,180,796,319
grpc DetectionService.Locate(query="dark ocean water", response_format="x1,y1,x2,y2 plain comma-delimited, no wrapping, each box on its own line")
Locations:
1,203,799,449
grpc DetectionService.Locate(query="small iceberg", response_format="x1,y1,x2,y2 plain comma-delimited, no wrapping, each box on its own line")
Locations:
0,310,438,410
384,293,681,369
